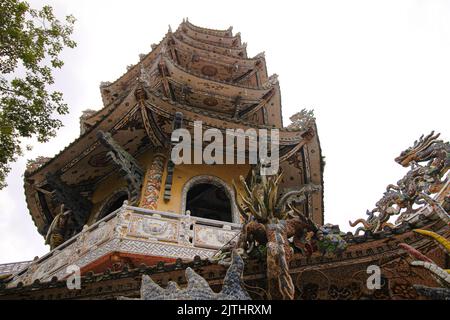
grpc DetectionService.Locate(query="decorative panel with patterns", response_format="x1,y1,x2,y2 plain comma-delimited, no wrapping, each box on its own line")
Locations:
193,224,239,249
126,214,179,243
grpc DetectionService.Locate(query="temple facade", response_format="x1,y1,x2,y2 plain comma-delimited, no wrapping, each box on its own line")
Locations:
0,20,448,300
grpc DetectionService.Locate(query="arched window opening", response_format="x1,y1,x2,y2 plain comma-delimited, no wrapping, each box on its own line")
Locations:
97,191,128,221
186,183,232,222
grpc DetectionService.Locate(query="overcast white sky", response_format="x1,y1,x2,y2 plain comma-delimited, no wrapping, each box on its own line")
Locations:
0,0,449,263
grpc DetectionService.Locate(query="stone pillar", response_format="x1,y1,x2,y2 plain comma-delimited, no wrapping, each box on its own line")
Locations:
140,153,166,210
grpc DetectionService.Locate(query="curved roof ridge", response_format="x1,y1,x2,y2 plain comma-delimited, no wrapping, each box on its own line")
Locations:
164,55,273,91
171,33,263,64
99,36,168,92
172,33,252,61
176,29,245,51
183,18,235,37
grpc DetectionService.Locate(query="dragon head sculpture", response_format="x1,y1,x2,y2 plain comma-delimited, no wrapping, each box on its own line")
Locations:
395,131,442,167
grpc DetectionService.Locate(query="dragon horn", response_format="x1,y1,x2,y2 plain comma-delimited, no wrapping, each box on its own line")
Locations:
419,131,440,152
424,130,439,142
398,243,434,263
413,229,450,254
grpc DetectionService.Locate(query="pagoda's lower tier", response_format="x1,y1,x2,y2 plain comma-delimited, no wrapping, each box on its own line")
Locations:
0,205,448,300
2,204,241,289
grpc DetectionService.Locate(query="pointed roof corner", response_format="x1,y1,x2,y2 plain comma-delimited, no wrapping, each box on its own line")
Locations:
269,74,279,85
99,81,111,88
255,51,265,59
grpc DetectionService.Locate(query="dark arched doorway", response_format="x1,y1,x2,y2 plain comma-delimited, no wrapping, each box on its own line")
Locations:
186,183,232,222
97,190,128,221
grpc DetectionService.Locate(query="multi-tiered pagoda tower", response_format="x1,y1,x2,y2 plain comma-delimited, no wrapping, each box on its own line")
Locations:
0,20,448,300
0,19,323,287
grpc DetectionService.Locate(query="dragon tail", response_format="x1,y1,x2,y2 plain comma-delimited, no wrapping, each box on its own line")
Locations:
349,218,370,229
413,229,450,254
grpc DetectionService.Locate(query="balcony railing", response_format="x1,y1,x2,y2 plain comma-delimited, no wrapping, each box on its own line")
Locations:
6,204,241,288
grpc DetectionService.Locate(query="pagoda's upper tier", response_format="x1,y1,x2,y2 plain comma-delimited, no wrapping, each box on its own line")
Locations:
177,22,245,50
99,19,281,127
180,18,242,48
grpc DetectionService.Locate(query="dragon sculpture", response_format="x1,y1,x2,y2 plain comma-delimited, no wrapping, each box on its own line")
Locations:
395,131,449,193
350,131,449,235
232,164,346,300
349,192,400,235
399,227,450,300
120,250,250,300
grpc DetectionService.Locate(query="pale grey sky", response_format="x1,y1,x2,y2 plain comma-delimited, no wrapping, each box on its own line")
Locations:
0,0,449,263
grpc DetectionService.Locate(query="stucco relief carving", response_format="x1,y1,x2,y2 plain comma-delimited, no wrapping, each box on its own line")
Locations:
114,207,132,237
127,214,179,243
179,211,194,246
79,221,114,254
193,224,239,249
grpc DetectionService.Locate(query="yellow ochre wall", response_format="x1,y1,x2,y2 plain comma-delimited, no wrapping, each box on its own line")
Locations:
87,148,250,224
87,149,152,225
155,162,250,214
87,171,127,225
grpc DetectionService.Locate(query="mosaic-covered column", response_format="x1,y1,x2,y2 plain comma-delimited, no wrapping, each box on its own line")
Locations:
140,153,166,210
